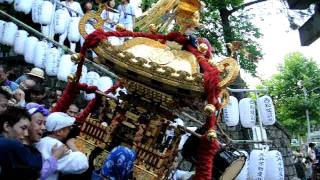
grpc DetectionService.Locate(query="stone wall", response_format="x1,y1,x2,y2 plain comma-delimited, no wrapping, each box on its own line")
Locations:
222,122,297,180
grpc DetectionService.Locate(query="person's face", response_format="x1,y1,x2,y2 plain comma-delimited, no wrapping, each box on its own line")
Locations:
57,126,71,140
29,112,46,143
121,0,127,4
56,90,62,100
4,118,30,143
20,79,36,91
67,105,79,117
109,0,115,8
0,95,8,114
85,2,92,11
0,68,7,83
31,92,45,102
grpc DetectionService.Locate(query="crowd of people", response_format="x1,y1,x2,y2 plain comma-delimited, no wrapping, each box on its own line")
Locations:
0,61,139,180
294,143,320,180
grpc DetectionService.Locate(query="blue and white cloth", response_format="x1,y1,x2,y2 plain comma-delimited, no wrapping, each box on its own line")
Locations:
92,146,136,180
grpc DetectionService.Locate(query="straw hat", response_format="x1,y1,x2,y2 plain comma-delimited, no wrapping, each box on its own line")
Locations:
27,67,45,79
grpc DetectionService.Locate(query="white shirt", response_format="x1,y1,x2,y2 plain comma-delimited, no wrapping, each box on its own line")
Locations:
36,137,89,180
117,3,135,27
308,147,316,162
101,10,119,31
60,1,83,17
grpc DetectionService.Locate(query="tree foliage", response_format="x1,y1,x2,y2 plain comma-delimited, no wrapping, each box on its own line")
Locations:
262,52,320,137
200,0,265,75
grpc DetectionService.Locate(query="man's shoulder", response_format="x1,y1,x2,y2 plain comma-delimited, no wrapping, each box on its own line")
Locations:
0,138,24,150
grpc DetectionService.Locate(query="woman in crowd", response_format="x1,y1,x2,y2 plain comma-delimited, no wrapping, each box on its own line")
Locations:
92,146,136,180
101,0,121,45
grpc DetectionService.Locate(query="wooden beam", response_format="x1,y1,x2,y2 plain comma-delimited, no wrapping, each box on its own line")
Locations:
299,12,320,46
287,0,317,9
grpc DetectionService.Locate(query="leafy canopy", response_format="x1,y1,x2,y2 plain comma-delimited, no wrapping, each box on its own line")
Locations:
263,52,320,137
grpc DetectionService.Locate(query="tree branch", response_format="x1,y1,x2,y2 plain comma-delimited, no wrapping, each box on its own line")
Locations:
230,0,268,14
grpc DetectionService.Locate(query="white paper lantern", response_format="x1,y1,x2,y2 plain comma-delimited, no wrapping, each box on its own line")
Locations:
32,0,43,23
223,96,239,126
41,25,50,37
33,41,48,68
54,9,70,34
71,64,87,83
13,30,29,55
248,149,266,180
235,151,249,180
67,17,81,42
257,95,276,126
24,36,39,63
97,76,113,92
239,98,256,128
14,0,33,14
38,1,54,25
57,55,75,82
1,22,18,46
0,20,6,42
265,150,284,180
85,71,100,100
45,47,60,76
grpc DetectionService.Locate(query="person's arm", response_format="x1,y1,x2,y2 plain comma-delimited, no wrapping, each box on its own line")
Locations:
56,151,89,174
40,143,69,179
40,157,57,180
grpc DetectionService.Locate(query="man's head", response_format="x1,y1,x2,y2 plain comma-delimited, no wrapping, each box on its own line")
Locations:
55,89,63,101
0,88,11,114
0,65,8,83
26,103,49,143
0,106,31,144
67,104,79,117
107,0,116,8
309,143,316,149
84,1,93,12
46,112,75,141
27,68,45,83
30,84,46,103
19,79,36,91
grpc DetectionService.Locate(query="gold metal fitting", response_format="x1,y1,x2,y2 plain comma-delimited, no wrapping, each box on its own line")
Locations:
71,53,81,63
204,104,216,116
207,129,217,141
149,24,157,33
115,24,126,32
198,43,208,53
67,74,76,82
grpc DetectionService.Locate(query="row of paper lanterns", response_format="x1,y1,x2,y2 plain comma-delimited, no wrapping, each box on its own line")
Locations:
0,20,114,101
223,95,276,128
236,149,284,180
1,0,81,42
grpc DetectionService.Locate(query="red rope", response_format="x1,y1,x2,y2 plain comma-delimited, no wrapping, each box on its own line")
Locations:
75,81,122,123
195,135,220,180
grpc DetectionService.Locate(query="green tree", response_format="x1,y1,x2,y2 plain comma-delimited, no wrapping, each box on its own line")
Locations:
263,52,320,137
200,0,267,75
